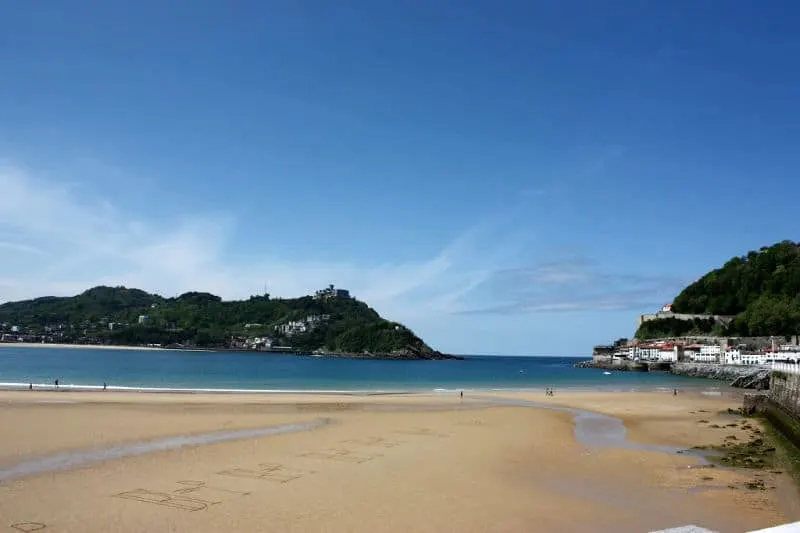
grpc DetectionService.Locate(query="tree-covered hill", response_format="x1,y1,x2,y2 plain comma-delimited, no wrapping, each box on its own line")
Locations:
636,240,800,338
0,286,453,358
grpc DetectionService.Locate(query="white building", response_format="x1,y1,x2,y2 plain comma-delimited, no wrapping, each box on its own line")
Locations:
723,348,768,366
246,336,273,349
314,285,351,300
138,315,150,325
724,348,741,364
633,346,660,361
767,350,800,363
614,347,633,358
742,352,769,365
278,320,308,336
657,346,678,362
690,345,720,362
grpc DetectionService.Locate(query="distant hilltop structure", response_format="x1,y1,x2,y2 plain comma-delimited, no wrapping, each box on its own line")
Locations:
637,303,734,328
314,284,351,300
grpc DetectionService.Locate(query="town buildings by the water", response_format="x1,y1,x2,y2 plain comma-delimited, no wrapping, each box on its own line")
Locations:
589,303,800,367
595,339,800,366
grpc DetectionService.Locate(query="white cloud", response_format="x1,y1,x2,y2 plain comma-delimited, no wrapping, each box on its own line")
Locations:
0,241,48,256
0,162,521,331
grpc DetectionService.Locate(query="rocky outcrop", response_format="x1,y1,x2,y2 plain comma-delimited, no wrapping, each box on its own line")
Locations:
670,362,770,389
575,359,609,369
576,359,771,389
312,349,463,360
574,359,650,371
730,371,771,390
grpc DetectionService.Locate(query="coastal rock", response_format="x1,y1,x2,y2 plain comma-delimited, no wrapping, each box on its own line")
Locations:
670,363,770,390
310,348,463,360
576,360,771,389
573,359,656,372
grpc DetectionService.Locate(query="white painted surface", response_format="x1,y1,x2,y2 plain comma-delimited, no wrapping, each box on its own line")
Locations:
649,526,718,533
649,522,800,533
747,522,800,533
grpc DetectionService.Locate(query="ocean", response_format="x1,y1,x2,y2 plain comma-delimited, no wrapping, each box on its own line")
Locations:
0,346,721,393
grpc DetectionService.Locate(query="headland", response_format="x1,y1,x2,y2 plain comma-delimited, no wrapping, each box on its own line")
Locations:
0,285,459,360
580,241,800,389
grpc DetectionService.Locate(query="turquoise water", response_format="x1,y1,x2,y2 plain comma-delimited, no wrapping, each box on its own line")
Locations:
0,347,718,392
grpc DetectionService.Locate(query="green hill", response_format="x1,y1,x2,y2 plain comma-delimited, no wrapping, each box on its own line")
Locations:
636,240,800,339
0,286,454,359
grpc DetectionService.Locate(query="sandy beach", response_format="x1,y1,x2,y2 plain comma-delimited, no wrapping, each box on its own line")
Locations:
0,390,797,533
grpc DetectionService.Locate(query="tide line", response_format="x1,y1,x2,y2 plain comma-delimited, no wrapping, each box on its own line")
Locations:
0,419,330,483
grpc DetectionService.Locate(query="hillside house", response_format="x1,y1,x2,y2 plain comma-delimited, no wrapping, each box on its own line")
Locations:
314,285,351,300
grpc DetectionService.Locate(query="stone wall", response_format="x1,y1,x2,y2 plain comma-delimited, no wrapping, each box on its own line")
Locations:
769,370,800,419
637,311,735,327
742,392,768,415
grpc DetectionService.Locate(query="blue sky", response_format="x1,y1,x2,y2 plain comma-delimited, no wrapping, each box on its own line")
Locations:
1,1,798,355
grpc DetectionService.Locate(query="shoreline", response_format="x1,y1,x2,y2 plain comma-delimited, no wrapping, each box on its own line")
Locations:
0,380,735,395
0,342,463,360
0,342,193,352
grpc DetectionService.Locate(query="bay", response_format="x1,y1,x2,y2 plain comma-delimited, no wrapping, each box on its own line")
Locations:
0,346,715,392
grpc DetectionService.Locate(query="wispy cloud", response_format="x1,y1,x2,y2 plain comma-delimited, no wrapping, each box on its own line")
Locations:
456,257,688,315
0,241,48,256
0,155,667,355
0,162,525,326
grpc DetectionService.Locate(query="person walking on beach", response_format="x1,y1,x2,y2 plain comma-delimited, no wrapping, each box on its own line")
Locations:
28,383,32,391
460,390,463,399
673,388,678,397
103,382,107,391
54,378,59,388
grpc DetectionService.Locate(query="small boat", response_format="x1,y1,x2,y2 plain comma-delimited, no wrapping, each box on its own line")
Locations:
603,371,612,375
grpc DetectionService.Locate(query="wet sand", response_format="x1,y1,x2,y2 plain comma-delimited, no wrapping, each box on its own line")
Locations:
0,390,796,533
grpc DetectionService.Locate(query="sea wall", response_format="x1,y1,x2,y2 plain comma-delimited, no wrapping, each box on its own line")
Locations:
637,311,734,327
769,370,800,419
